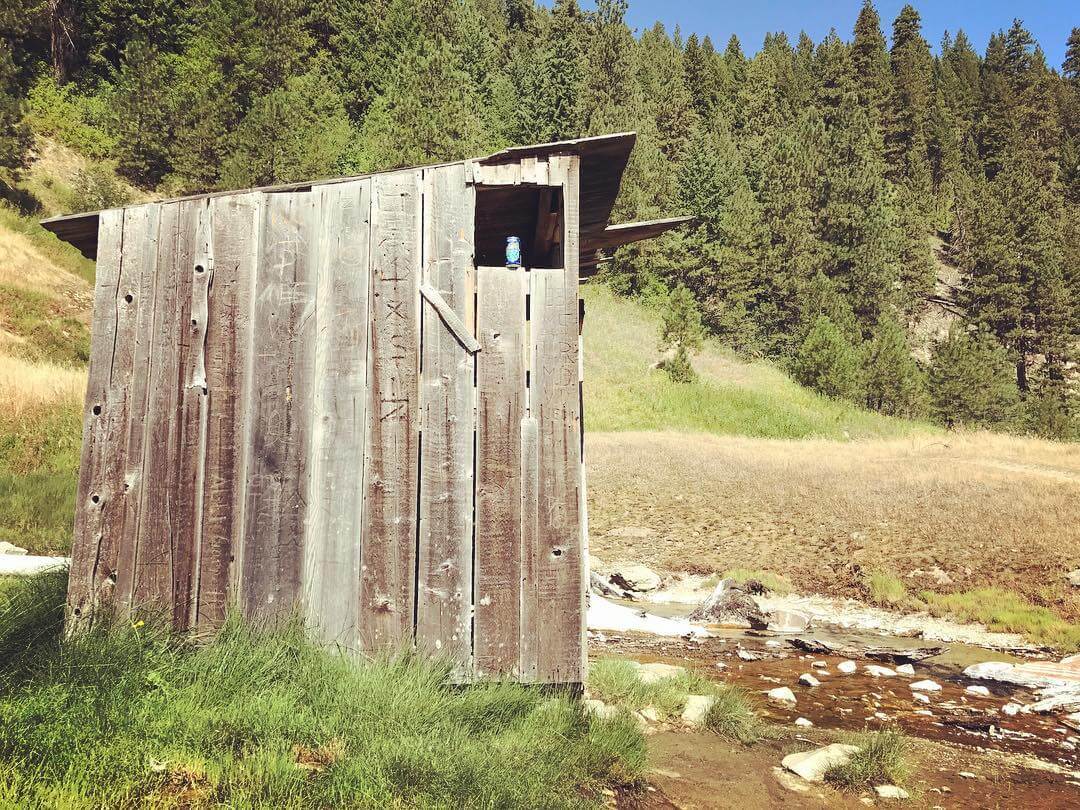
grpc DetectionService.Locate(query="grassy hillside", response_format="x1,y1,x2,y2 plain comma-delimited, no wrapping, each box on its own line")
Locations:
581,284,936,441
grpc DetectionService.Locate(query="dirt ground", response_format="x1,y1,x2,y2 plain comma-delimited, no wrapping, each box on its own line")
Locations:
586,431,1080,620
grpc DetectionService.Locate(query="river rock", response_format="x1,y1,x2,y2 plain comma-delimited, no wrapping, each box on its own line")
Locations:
795,717,814,727
913,692,930,704
608,564,662,592
838,660,858,674
0,541,27,555
1002,702,1023,716
768,687,798,705
635,662,686,684
866,665,897,678
1066,569,1080,588
965,685,991,697
874,785,910,800
584,699,619,720
781,744,860,782
737,647,762,661
896,664,916,676
681,694,715,726
910,680,942,692
689,578,768,629
768,609,810,634
799,673,821,687
639,706,661,722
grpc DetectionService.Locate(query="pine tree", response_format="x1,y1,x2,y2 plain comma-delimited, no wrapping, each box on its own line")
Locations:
658,285,704,383
514,0,585,144
851,0,890,125
0,0,32,174
863,313,927,417
885,4,933,198
928,325,1020,429
580,0,638,135
792,314,864,401
111,39,176,185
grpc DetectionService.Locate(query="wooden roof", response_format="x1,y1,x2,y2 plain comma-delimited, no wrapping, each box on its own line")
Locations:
41,132,687,267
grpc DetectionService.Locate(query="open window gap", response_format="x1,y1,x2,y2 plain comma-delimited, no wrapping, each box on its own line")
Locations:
474,185,564,269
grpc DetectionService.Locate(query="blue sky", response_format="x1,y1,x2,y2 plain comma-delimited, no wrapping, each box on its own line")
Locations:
560,1,1076,70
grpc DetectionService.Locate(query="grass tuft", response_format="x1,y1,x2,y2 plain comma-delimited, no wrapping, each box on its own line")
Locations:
0,575,647,808
720,569,794,595
587,658,762,743
824,728,912,791
921,588,1080,652
865,571,915,610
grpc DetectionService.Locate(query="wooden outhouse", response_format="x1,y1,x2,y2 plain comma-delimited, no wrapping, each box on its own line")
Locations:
42,132,687,685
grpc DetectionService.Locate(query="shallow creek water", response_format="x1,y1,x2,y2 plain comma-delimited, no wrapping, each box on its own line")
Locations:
592,600,1080,776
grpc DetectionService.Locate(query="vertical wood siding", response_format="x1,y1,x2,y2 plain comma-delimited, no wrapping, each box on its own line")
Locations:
67,157,586,684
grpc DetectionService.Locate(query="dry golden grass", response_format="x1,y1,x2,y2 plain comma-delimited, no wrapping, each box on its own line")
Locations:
0,226,88,298
0,353,86,415
586,431,1080,619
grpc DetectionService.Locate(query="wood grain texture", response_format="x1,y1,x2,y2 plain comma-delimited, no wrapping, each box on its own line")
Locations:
67,207,125,628
518,410,540,681
242,191,315,621
196,193,259,629
304,179,372,649
359,170,422,651
530,153,584,684
417,164,476,673
131,202,181,613
111,204,161,617
474,266,526,677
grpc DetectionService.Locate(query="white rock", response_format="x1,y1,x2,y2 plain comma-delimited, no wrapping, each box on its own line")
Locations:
636,662,687,684
714,661,727,671
768,609,810,634
772,766,811,794
874,711,890,721
914,709,934,716
608,563,662,592
1002,703,1023,716
799,673,821,688
781,744,860,783
965,685,991,697
587,596,709,638
958,771,977,779
767,687,798,705
1066,569,1080,588
737,648,761,661
766,640,783,648
913,692,931,704
584,699,618,720
681,694,715,726
838,660,858,674
794,717,814,727
866,665,897,678
874,785,910,800
811,660,828,669
0,541,28,556
0,555,68,576
896,664,916,676
910,680,942,692
639,706,661,722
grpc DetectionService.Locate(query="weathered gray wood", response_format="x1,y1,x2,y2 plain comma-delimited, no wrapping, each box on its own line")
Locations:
419,282,481,353
518,410,540,681
417,164,476,673
530,153,584,684
475,266,526,677
303,179,372,648
242,191,315,621
131,202,182,613
359,170,422,651
169,199,210,629
111,204,161,617
196,193,259,629
67,207,125,627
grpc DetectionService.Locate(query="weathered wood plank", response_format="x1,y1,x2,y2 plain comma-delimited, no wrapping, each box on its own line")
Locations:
170,199,209,629
359,169,422,652
303,179,372,648
419,282,481,353
475,266,526,677
131,202,182,614
518,408,540,681
196,193,259,629
417,164,475,673
242,191,315,621
530,153,584,684
111,204,162,617
67,207,125,628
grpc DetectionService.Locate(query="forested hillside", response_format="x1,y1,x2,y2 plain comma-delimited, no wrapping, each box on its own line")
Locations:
1,0,1078,437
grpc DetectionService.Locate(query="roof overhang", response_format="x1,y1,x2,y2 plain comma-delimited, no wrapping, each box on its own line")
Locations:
41,132,688,267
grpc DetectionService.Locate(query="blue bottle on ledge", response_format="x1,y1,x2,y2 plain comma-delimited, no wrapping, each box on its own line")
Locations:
506,236,521,269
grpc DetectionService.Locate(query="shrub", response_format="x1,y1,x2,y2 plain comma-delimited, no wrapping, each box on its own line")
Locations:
792,315,864,402
825,728,911,790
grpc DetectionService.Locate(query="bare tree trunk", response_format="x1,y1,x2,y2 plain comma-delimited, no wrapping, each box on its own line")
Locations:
48,0,73,84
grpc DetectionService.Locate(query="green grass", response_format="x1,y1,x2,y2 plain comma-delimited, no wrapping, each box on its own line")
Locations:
921,587,1080,652
824,729,912,791
587,658,763,743
582,284,937,441
0,284,91,366
865,571,917,610
0,403,81,555
0,574,647,809
0,202,96,285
